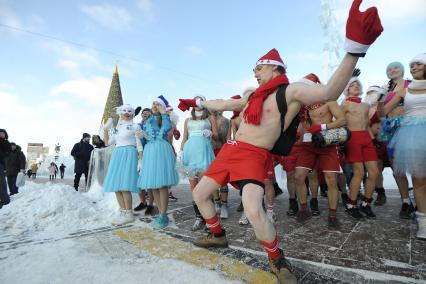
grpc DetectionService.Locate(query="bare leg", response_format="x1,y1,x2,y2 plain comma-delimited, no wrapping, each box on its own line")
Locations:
159,187,169,215
349,163,364,201
308,170,319,198
192,176,222,219
265,179,275,208
338,173,348,194
395,175,410,199
138,190,146,204
115,192,125,209
375,160,384,188
147,190,154,206
122,191,132,210
152,190,161,213
286,171,296,198
295,168,310,205
364,161,379,199
324,172,338,210
413,177,426,213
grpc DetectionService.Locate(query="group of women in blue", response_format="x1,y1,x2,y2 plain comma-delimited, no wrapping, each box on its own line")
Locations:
102,97,179,229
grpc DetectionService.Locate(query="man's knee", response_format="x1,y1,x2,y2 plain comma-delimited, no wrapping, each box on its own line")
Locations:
324,172,337,186
294,169,308,184
244,203,263,224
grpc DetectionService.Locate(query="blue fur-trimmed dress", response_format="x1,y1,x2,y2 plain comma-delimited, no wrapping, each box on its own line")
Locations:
103,121,141,193
137,114,179,189
178,119,215,178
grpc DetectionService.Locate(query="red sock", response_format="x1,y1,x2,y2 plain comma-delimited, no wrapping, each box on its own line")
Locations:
329,208,337,219
260,235,282,260
204,215,222,234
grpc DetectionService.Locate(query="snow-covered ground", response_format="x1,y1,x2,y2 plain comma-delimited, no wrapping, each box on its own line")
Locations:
0,181,239,284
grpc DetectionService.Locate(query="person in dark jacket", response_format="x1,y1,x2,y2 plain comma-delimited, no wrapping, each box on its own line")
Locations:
59,163,66,179
5,143,26,195
71,133,94,191
92,135,106,148
0,129,11,208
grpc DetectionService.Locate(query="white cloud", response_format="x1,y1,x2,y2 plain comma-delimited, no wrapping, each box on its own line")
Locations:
137,0,156,22
80,4,132,31
50,76,110,107
0,90,104,154
58,59,80,72
185,46,206,57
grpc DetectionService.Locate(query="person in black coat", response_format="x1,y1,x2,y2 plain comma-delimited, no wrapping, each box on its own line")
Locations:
5,143,26,195
71,133,94,191
0,129,11,207
59,163,66,179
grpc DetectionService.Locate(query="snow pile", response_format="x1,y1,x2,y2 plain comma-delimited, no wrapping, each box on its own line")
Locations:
0,181,115,238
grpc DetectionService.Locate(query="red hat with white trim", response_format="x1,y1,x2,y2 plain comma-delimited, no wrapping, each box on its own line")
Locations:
297,73,321,85
256,49,287,69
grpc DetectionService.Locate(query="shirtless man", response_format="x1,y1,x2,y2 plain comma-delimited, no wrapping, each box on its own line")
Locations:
178,2,382,281
342,77,379,219
294,74,346,228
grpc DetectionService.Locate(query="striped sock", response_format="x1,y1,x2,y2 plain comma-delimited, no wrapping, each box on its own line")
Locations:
204,215,222,234
260,235,282,260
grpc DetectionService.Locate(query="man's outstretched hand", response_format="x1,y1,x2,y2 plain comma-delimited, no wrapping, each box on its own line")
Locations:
178,98,202,112
345,0,383,57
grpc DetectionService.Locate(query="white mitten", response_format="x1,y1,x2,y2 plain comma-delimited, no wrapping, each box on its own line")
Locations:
103,118,113,130
135,128,144,139
137,159,142,173
202,129,212,138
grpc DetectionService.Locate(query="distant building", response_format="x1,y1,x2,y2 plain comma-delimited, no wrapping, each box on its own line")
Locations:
27,143,49,167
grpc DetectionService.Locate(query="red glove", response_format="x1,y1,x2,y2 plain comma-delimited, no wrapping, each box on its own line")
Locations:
345,0,383,57
178,99,201,112
308,124,326,134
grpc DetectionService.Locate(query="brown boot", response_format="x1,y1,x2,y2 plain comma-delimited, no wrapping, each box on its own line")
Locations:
193,230,228,248
268,250,297,284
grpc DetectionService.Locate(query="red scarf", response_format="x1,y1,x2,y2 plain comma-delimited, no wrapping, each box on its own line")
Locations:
346,96,361,103
243,74,289,125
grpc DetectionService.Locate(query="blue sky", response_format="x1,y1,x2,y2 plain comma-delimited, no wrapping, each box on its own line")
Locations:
1,0,425,154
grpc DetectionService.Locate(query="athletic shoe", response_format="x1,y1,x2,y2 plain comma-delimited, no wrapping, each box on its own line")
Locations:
151,214,169,230
238,212,249,225
214,200,221,214
296,209,312,223
327,216,339,229
134,202,147,212
193,230,228,248
191,217,205,231
345,206,363,220
286,198,299,216
145,205,155,216
360,204,376,218
267,210,277,223
168,192,178,202
220,203,229,219
310,198,320,216
112,209,135,226
416,211,426,240
268,249,297,284
374,189,386,206
399,203,415,219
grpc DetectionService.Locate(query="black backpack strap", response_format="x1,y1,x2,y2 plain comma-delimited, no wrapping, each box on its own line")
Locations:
276,85,288,132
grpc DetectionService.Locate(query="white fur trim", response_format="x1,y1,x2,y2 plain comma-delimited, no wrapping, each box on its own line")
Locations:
154,98,167,109
344,77,363,96
366,86,385,95
256,59,287,68
344,38,370,55
297,78,315,85
410,53,426,66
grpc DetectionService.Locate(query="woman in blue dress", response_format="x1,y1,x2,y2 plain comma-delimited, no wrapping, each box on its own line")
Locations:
137,96,179,229
103,104,142,226
178,95,217,231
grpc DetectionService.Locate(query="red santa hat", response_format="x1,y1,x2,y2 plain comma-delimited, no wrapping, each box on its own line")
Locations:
344,77,363,96
256,48,287,69
297,73,321,85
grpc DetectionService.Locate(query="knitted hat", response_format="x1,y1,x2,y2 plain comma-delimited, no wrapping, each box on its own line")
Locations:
256,48,287,68
386,62,404,79
82,133,91,139
410,53,426,66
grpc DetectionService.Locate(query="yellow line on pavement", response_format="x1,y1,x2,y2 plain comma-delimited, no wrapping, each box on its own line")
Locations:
114,228,276,283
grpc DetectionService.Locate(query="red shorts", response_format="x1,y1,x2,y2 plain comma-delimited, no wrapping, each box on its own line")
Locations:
204,140,269,189
265,154,276,180
280,145,302,172
346,131,378,163
295,143,341,172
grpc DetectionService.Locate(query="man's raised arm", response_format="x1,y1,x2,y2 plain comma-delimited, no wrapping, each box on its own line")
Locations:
290,0,383,105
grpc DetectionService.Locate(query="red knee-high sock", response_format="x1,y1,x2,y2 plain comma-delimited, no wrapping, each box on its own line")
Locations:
204,215,222,234
260,235,282,260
